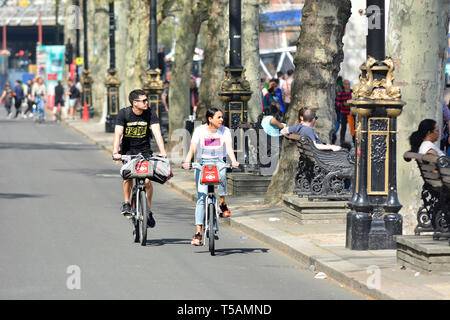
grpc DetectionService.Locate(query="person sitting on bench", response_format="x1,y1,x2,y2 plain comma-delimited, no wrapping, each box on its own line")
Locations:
281,109,342,152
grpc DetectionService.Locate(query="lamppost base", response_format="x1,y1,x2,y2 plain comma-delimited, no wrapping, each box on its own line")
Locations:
346,210,402,250
105,114,116,133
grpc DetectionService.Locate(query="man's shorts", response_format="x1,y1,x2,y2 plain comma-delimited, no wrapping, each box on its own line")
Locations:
69,98,78,108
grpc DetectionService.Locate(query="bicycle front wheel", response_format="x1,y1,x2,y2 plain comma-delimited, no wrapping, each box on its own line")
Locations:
139,190,148,246
131,187,139,243
208,202,215,255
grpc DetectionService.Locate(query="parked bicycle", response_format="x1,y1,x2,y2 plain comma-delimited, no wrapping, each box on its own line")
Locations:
185,161,231,256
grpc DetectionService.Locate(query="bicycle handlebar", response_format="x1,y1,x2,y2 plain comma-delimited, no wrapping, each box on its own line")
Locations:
183,162,232,172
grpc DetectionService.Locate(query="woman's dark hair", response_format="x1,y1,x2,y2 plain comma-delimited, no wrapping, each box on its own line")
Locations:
409,119,437,152
267,103,282,121
205,107,222,125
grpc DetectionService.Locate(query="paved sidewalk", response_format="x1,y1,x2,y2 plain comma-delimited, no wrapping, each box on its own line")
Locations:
62,118,450,300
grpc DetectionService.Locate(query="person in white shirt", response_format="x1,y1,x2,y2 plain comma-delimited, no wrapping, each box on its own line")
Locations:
182,107,239,246
409,119,445,157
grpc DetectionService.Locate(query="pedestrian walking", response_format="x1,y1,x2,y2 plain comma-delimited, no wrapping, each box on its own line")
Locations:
190,77,198,117
1,82,14,118
53,80,65,121
24,79,35,118
66,79,80,120
282,69,294,114
162,80,169,112
336,79,354,146
13,80,24,118
331,76,344,144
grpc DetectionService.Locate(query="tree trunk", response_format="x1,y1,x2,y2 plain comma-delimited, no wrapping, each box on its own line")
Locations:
90,0,109,121
122,0,150,102
197,0,228,122
168,0,207,147
386,0,450,234
264,0,352,204
242,0,261,123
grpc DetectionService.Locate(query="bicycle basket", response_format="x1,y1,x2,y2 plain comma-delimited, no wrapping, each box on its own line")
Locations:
201,165,220,185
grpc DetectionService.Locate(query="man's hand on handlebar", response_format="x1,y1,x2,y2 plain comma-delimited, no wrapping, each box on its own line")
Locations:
181,161,191,170
112,153,122,161
231,161,239,168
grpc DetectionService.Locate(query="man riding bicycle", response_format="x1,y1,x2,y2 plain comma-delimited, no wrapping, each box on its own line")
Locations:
182,107,239,246
112,89,167,228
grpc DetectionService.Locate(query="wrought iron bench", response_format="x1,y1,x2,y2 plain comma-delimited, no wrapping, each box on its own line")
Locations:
403,152,450,242
287,134,355,200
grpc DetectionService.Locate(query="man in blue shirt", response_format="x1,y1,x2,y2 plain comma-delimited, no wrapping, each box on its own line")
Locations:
13,80,24,118
281,109,342,151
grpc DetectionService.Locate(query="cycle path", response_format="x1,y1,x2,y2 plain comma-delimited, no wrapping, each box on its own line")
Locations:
62,118,450,300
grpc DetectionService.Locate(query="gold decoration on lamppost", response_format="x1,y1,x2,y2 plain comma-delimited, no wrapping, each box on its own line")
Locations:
219,67,252,102
143,68,163,117
350,56,404,107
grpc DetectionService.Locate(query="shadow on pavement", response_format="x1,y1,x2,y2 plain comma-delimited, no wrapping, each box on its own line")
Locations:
146,238,191,246
0,193,46,199
0,142,96,151
196,247,270,256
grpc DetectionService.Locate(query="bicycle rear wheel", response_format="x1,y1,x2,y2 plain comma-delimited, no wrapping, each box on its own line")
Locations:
208,202,215,255
139,190,148,246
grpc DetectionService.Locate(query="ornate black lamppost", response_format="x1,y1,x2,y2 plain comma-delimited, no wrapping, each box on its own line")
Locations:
143,0,163,119
74,0,80,83
81,0,92,115
105,0,120,133
218,0,253,169
346,0,406,250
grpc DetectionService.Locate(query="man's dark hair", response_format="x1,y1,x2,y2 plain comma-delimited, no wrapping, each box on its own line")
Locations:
277,71,284,78
128,89,146,105
303,109,316,123
287,69,294,76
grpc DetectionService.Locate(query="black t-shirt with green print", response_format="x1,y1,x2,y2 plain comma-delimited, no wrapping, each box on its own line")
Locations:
116,106,159,156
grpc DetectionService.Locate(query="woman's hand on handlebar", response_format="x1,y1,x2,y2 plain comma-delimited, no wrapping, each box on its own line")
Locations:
112,153,122,161
231,161,239,168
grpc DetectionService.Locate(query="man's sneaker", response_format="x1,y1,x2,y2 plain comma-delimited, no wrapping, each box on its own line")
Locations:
147,210,156,228
191,233,203,246
121,202,132,217
220,203,231,218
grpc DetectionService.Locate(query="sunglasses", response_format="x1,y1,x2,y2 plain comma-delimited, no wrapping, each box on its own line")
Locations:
134,99,148,103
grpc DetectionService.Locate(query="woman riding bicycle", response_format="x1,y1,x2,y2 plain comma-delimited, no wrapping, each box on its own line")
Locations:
182,107,239,246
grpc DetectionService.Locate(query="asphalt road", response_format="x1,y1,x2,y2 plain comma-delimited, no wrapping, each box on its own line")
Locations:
0,116,363,300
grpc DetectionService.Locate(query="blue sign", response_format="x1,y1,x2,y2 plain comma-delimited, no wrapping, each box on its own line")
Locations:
260,9,302,30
